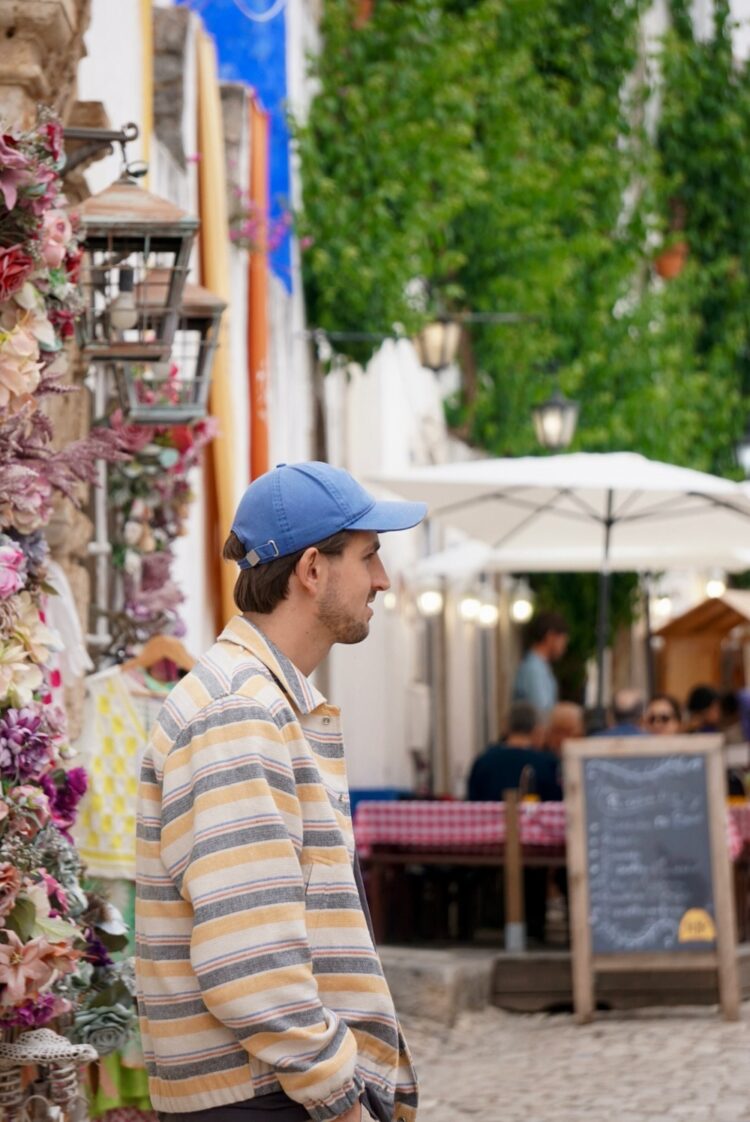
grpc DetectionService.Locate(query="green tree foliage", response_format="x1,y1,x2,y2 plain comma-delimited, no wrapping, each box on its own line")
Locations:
294,0,750,682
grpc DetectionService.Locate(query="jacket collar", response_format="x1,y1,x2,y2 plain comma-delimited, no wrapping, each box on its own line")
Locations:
218,615,327,716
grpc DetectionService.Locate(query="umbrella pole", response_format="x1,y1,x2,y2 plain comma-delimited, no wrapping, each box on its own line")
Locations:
594,493,614,723
643,573,655,698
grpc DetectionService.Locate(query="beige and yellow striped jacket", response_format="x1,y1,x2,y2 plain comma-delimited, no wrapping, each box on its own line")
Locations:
135,616,418,1121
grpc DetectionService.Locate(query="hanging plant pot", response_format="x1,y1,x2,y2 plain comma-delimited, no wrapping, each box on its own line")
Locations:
654,240,688,280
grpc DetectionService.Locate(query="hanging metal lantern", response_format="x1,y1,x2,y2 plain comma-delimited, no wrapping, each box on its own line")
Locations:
74,173,199,360
413,317,461,372
114,271,226,424
532,389,580,451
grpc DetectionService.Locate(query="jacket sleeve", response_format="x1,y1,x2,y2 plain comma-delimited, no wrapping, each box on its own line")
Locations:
159,694,363,1122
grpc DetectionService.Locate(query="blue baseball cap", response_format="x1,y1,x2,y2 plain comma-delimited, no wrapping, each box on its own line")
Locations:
231,461,427,568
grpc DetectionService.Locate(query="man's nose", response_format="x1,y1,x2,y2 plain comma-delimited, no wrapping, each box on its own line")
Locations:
373,555,390,592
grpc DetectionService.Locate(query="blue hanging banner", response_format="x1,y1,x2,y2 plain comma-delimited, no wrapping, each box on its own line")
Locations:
179,0,292,291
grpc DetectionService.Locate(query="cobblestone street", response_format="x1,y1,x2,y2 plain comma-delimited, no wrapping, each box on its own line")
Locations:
403,1003,750,1122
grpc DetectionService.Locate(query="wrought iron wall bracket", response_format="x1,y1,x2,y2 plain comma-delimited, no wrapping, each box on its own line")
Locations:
62,123,140,174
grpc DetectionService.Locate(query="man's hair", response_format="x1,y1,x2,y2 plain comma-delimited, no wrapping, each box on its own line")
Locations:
612,687,644,723
506,699,539,736
547,701,584,737
526,610,569,647
223,529,349,614
687,684,720,715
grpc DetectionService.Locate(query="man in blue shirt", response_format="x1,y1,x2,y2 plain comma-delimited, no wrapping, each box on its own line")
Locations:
512,611,569,718
597,688,646,737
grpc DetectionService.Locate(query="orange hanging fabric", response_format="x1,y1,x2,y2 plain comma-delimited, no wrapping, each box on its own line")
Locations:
196,29,238,627
248,99,270,480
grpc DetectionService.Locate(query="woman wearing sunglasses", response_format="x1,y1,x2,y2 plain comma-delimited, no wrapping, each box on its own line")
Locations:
643,694,682,735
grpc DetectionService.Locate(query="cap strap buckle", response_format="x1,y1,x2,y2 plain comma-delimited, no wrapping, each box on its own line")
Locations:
244,539,280,568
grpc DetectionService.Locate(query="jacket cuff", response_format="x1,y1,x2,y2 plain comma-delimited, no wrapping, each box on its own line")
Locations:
303,1072,365,1122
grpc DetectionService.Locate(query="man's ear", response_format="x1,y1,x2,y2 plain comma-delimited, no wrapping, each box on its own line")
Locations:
294,546,322,596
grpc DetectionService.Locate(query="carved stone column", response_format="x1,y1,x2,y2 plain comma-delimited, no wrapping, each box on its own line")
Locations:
0,0,91,128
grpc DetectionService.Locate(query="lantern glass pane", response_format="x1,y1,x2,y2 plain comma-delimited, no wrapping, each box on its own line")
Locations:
114,305,222,424
78,235,192,360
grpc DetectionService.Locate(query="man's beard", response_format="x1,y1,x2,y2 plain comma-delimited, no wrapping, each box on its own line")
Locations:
318,579,370,645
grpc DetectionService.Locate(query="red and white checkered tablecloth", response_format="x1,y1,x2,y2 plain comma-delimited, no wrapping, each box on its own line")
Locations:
353,800,748,861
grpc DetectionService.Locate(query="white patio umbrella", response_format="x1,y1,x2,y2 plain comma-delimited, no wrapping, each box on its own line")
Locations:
374,452,750,712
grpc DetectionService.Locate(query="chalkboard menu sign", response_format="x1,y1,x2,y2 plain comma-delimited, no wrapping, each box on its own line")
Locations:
563,736,739,1023
584,755,715,955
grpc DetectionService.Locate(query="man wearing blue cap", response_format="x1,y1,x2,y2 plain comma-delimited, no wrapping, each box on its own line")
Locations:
136,463,426,1122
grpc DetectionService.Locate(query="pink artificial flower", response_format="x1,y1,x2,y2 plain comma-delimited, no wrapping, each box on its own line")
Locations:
0,543,26,599
0,930,55,1005
26,164,60,217
0,863,20,920
42,121,64,164
0,246,34,301
47,306,76,339
39,870,67,916
0,134,31,211
7,785,50,838
65,246,83,284
40,209,72,269
0,323,42,411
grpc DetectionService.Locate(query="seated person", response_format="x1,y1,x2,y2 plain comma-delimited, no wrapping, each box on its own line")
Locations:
643,693,682,735
596,688,645,737
544,701,585,760
467,700,560,943
685,684,721,733
721,690,745,745
467,700,562,803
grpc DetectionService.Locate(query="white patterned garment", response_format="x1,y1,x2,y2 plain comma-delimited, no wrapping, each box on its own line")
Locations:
72,670,145,879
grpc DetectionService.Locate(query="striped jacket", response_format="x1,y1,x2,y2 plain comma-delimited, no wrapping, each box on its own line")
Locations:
135,616,418,1120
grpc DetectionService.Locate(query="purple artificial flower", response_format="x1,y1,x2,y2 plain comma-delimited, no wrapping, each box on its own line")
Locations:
10,530,48,577
0,706,53,781
0,991,69,1028
84,928,113,968
40,766,88,834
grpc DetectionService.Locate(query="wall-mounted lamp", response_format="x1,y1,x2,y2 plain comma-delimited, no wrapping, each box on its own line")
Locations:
474,583,500,629
382,590,398,612
510,578,535,623
705,569,727,599
73,155,199,362
416,587,445,617
651,594,673,622
114,274,226,424
458,593,482,623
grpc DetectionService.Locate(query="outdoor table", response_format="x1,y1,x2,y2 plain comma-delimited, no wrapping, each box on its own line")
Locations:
353,800,749,944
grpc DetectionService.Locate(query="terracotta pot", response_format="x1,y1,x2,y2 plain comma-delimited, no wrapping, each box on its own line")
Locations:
654,241,688,280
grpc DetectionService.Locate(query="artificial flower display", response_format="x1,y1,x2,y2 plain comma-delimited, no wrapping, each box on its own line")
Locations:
0,116,136,1054
108,408,218,648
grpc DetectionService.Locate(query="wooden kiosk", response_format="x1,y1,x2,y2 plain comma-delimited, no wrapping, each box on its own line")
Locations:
563,735,739,1023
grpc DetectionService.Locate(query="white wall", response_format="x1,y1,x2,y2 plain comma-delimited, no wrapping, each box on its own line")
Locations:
77,0,150,194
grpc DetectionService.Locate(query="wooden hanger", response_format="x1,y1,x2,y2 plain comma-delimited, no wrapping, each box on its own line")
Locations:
122,634,196,674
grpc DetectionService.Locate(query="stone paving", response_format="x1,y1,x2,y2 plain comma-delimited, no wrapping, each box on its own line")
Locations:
401,1003,750,1122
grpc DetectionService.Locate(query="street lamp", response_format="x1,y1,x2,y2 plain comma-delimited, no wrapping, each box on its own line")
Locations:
413,318,461,372
532,389,580,451
74,171,199,361
114,273,226,424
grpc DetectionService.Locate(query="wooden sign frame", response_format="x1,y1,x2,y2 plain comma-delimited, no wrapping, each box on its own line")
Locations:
563,735,740,1023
